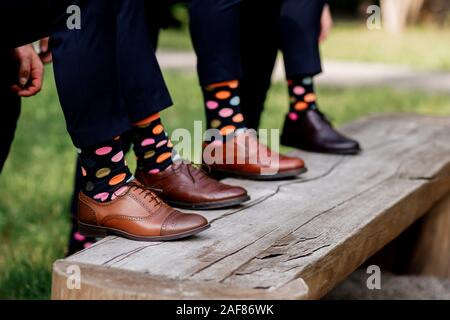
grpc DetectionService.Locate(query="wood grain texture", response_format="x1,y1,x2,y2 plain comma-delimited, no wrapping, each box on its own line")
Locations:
52,114,450,300
408,192,450,278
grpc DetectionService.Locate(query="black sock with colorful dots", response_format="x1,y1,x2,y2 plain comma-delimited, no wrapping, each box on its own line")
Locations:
67,220,96,256
203,80,246,139
287,75,318,122
132,113,174,174
78,137,133,203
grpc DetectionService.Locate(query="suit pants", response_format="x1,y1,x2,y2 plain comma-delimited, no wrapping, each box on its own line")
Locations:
1,0,172,147
188,0,325,128
0,58,21,173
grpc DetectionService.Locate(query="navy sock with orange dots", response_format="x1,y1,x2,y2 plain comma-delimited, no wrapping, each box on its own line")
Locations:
78,137,133,203
287,75,318,122
203,80,246,138
132,113,174,174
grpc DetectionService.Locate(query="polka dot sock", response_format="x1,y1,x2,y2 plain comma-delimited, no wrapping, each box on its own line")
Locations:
67,221,96,256
287,75,318,122
132,113,174,174
78,137,134,203
203,80,246,138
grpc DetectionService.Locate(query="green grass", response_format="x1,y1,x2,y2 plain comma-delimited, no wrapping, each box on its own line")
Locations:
322,21,450,71
157,5,193,52
157,16,450,71
2,64,450,299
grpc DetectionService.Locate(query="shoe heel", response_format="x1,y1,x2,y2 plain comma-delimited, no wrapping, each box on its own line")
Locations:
78,222,108,238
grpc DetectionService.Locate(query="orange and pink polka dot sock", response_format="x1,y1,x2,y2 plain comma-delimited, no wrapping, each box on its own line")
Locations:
132,113,173,174
203,80,246,139
67,223,96,255
79,137,133,203
287,75,317,122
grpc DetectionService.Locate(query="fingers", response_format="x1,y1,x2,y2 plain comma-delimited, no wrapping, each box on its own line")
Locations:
30,53,44,93
40,37,49,53
319,28,328,43
39,37,53,64
39,51,53,65
319,5,333,43
319,30,325,43
17,49,31,87
12,51,44,97
11,77,42,97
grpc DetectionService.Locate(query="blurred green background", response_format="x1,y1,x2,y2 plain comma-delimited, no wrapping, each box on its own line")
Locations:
2,2,450,299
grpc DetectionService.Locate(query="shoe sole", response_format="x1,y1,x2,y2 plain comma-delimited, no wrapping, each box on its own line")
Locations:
165,195,250,210
295,146,361,155
211,167,308,181
78,221,211,242
312,148,361,155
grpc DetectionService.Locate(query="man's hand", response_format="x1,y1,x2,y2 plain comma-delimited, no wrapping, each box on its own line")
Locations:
319,4,333,43
39,37,53,64
10,44,44,97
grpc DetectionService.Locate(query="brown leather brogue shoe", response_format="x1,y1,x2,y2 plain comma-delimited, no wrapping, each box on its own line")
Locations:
135,162,249,210
203,131,307,180
77,181,210,241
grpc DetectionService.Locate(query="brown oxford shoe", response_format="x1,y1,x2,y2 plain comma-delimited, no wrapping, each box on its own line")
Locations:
203,131,307,181
77,181,210,241
135,162,249,210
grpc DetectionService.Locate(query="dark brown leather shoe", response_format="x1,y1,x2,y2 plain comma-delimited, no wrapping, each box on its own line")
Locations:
77,181,210,241
281,109,361,155
135,162,249,210
203,131,306,180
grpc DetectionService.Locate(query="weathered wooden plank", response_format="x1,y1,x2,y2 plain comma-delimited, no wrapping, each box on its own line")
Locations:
67,154,344,271
407,192,450,278
225,176,450,298
52,260,308,300
54,114,450,300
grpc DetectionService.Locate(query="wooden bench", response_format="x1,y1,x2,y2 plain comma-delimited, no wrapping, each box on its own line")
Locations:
51,114,450,300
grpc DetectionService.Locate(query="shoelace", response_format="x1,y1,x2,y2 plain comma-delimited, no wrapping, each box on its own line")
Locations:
184,163,211,184
126,182,163,206
315,109,334,126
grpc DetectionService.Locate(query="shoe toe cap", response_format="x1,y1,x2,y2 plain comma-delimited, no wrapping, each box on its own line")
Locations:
218,185,248,200
279,156,306,171
162,212,209,236
330,139,361,154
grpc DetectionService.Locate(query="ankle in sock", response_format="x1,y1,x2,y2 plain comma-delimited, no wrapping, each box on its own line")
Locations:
132,113,173,174
78,137,133,203
203,80,246,138
287,75,317,122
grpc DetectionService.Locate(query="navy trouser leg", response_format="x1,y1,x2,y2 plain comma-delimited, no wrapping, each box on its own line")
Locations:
51,0,172,148
0,0,76,48
189,0,243,86
0,93,20,173
70,8,162,217
0,55,21,173
240,0,281,130
280,0,325,77
0,89,21,174
51,0,129,148
116,0,172,124
239,0,326,129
